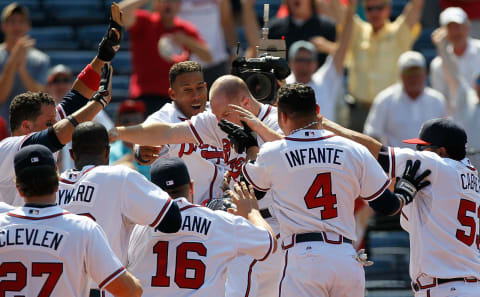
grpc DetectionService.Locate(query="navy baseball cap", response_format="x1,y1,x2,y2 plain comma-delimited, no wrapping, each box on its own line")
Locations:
403,118,467,148
14,144,56,176
150,157,190,190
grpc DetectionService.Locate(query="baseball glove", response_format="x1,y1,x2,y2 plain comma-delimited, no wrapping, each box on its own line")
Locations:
218,119,258,154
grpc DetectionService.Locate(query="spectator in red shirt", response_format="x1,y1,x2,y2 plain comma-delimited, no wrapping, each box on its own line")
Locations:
441,1,480,39
0,116,8,140
119,0,212,116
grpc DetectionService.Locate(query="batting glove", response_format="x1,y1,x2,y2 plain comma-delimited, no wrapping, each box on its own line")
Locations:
97,10,123,61
92,64,111,108
394,159,431,205
218,119,258,154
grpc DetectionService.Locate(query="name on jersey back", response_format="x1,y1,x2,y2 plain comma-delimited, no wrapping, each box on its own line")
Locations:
460,172,480,194
154,214,212,239
0,224,66,255
283,145,344,171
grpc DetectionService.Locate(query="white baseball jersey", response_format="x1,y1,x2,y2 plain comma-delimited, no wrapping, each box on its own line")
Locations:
145,103,225,204
0,202,14,213
243,129,390,242
0,135,40,206
387,147,480,280
0,206,125,297
59,165,174,266
127,197,274,297
188,103,278,180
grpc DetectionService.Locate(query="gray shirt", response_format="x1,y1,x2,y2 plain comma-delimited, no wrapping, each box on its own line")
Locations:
0,45,50,123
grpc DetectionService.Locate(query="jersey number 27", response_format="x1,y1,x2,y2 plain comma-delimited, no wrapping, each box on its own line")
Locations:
304,173,338,220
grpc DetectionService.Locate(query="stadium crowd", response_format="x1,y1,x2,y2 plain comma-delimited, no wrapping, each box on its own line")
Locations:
0,0,479,296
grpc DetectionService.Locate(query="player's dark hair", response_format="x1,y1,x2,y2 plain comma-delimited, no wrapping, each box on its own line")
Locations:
9,92,55,132
165,183,191,199
446,145,466,161
15,166,58,197
169,61,203,86
71,122,109,166
277,83,317,119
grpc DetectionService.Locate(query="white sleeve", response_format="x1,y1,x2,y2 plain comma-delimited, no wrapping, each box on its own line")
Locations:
229,214,273,261
187,111,224,148
127,225,150,268
312,56,342,101
242,147,272,191
387,147,438,182
363,94,387,139
359,147,391,201
430,58,447,96
86,223,126,289
121,169,173,228
399,204,410,232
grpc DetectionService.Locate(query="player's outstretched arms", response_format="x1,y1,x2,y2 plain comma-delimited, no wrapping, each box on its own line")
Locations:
322,117,383,158
369,160,431,215
105,270,143,297
109,121,196,146
226,182,277,253
70,3,123,100
54,64,113,145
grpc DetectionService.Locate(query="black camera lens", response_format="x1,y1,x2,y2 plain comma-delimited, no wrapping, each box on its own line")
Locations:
245,73,272,101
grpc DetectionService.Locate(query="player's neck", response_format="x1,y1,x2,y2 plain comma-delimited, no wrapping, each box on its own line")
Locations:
250,99,262,118
23,194,57,206
288,119,321,135
75,157,107,170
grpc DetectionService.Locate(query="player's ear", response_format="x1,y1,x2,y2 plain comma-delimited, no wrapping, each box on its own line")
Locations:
437,147,448,158
20,120,34,133
240,96,250,108
168,88,176,101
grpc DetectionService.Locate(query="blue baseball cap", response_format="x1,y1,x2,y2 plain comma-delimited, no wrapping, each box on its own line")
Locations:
150,157,190,190
14,144,56,176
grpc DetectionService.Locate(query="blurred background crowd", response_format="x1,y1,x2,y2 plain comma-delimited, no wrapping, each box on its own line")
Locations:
0,0,479,295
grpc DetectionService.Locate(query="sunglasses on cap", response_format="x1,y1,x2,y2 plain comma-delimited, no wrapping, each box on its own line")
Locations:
416,144,440,151
365,3,387,12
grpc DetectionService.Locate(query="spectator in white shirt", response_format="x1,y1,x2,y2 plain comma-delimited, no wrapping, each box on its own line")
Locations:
286,0,355,121
364,51,446,148
430,7,480,99
432,26,480,169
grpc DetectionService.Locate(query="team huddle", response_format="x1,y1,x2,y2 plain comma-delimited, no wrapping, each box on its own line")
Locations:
1,4,480,297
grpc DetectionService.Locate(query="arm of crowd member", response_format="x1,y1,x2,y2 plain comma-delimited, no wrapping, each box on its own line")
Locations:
109,121,197,146
322,117,383,158
332,0,355,74
0,37,33,103
327,0,347,25
220,0,238,55
17,40,47,93
241,0,260,58
171,32,213,63
118,0,150,29
105,271,143,297
226,182,277,253
402,0,424,28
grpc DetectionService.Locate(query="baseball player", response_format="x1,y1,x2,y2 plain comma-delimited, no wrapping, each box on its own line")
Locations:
135,61,226,204
109,74,284,296
58,122,181,295
127,157,276,297
324,117,480,296
240,84,430,297
0,144,142,297
0,3,123,206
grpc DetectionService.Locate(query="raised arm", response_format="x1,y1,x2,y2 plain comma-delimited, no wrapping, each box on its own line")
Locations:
241,0,261,58
109,121,196,146
220,0,238,54
118,0,150,29
332,0,356,73
402,0,424,28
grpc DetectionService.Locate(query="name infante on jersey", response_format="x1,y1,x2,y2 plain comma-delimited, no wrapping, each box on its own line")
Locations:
283,146,344,169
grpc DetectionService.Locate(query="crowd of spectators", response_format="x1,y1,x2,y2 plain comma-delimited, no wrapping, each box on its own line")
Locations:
0,0,478,170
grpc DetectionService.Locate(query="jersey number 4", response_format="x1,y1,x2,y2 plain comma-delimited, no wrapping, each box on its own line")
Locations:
151,241,206,289
456,198,480,249
0,262,63,297
304,173,338,220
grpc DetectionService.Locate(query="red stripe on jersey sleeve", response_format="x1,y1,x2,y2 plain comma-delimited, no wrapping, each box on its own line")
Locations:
56,105,66,119
361,179,391,201
390,147,396,178
98,266,126,289
187,120,204,145
149,197,173,228
401,210,408,221
242,164,270,192
258,231,273,261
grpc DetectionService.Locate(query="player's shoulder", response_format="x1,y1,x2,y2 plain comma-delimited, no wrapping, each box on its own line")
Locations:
0,202,14,213
429,55,442,70
0,135,26,149
145,103,181,123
